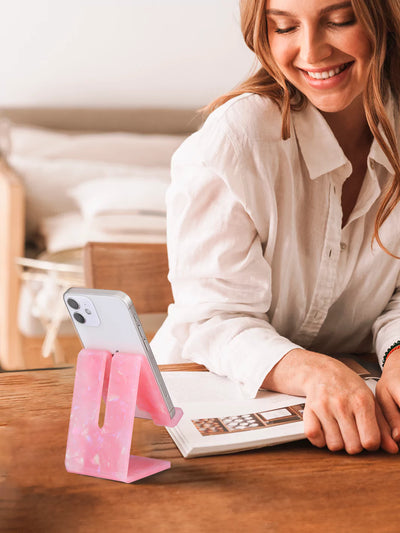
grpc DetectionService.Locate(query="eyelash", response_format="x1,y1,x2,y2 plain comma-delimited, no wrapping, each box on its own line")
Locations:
274,19,356,34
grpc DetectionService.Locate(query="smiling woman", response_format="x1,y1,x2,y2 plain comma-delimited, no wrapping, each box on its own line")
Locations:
152,0,400,457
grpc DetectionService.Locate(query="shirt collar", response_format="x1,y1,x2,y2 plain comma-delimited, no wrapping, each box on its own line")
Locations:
292,101,350,181
292,92,397,180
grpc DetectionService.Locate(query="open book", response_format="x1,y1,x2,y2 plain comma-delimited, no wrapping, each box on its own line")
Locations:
161,356,381,458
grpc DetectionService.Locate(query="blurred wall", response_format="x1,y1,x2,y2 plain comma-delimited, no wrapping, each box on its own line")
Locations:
0,0,255,108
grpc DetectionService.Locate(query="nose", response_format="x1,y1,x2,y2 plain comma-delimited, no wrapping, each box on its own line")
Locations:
299,26,332,65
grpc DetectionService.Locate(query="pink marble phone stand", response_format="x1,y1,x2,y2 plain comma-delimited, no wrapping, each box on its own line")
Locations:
65,349,183,483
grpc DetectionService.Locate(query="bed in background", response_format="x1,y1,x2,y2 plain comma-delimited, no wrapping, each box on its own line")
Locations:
0,107,201,370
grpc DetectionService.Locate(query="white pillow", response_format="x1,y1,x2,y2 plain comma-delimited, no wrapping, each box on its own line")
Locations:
39,211,87,253
68,176,168,220
8,154,170,238
0,120,186,167
40,211,166,254
85,214,166,244
90,213,166,234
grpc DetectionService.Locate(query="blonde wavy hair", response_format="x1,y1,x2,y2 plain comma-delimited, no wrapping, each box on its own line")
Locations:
206,0,400,256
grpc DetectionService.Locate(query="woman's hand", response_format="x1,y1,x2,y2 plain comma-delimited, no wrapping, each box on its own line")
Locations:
303,358,397,454
262,349,398,454
376,349,400,447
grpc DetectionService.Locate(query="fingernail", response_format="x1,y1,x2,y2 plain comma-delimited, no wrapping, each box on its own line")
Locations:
392,428,400,442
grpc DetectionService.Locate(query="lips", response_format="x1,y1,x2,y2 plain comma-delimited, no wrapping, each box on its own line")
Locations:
300,62,353,80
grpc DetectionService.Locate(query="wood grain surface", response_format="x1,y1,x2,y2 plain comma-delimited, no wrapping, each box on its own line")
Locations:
1,366,400,533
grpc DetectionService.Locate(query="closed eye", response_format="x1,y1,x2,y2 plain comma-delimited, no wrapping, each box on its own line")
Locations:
274,26,298,34
328,19,356,28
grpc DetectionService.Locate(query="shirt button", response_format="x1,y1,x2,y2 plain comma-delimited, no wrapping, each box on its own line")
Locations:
370,160,375,170
340,242,347,251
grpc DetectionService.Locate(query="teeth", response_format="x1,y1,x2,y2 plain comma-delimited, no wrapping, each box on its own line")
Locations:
307,64,347,80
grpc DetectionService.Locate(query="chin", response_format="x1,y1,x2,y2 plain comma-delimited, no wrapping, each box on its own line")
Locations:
305,95,357,114
310,101,348,113
301,88,365,116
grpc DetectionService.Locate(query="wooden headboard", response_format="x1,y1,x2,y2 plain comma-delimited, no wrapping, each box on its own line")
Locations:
0,107,202,135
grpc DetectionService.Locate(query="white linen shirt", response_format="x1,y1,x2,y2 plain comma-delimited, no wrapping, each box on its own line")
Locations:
151,92,400,398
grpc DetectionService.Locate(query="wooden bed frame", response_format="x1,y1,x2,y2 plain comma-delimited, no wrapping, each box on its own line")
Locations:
0,107,200,370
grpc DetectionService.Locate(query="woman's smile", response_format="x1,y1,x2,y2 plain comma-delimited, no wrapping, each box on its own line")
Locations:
299,61,354,89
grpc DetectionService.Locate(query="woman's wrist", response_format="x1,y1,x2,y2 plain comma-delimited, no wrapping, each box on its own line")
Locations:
261,348,342,397
382,342,400,370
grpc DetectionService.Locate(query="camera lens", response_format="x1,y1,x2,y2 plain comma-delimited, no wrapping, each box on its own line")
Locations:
73,312,85,324
67,298,79,310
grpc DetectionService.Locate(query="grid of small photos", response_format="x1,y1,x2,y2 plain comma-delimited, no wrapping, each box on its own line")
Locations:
192,403,305,437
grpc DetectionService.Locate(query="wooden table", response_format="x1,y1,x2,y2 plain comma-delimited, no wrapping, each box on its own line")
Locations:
1,365,400,533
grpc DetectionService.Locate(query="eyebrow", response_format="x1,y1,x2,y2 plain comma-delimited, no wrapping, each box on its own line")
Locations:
266,1,353,17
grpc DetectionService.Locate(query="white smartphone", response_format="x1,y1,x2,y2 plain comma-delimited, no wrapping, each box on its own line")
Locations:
63,287,175,419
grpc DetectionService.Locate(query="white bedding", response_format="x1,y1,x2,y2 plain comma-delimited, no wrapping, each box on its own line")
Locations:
40,211,166,254
0,119,184,241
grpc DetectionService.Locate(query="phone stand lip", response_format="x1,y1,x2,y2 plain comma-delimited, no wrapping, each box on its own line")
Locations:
65,349,183,483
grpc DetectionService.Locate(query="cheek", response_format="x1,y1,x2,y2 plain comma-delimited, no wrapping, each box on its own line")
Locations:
341,29,372,63
268,36,294,72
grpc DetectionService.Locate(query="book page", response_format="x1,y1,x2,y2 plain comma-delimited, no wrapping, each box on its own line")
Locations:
162,372,306,457
162,355,380,458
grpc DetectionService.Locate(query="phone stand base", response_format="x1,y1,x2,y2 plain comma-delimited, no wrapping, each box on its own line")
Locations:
66,455,171,483
65,348,183,483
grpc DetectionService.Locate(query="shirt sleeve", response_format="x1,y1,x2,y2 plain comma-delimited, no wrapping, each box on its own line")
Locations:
163,134,302,398
372,271,400,367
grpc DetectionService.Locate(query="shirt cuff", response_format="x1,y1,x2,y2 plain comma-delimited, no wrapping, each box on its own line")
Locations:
220,328,303,398
374,320,400,368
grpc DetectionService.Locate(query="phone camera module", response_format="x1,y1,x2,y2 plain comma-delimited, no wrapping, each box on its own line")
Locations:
67,298,80,310
73,312,86,324
65,293,100,327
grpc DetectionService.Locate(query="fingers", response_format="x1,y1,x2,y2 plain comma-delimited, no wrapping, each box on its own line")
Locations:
304,394,384,454
303,407,326,448
351,394,381,452
375,401,399,454
336,413,364,455
319,405,363,454
322,416,345,452
304,406,346,452
376,384,400,443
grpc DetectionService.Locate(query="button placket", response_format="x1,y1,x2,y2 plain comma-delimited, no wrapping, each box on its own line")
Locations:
295,179,342,346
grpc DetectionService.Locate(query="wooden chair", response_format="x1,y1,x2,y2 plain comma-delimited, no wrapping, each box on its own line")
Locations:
83,242,173,339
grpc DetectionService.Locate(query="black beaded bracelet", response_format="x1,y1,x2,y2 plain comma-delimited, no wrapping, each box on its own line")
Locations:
382,340,400,367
